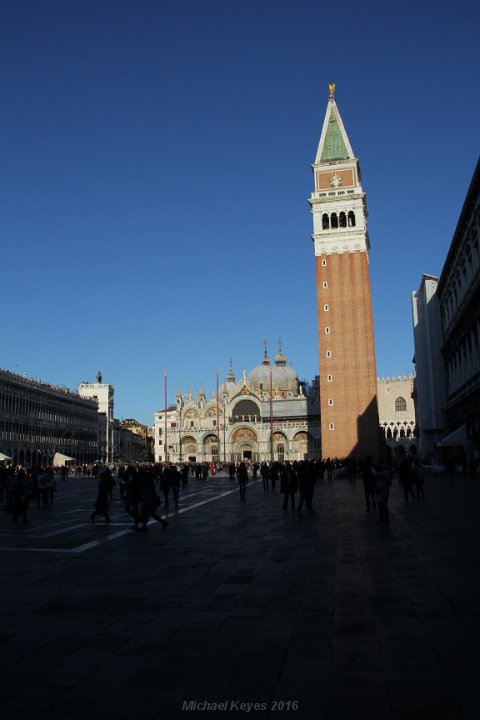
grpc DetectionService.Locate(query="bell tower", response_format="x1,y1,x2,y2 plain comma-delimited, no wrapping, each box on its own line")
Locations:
309,85,379,460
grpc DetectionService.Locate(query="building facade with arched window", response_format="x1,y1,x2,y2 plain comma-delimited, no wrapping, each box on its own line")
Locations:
377,375,417,455
0,368,99,467
154,347,321,463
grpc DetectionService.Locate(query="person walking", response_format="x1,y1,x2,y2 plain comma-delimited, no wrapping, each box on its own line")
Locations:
260,462,270,492
168,464,181,509
398,458,415,501
45,469,56,508
124,466,141,529
412,459,426,500
297,460,316,512
159,466,171,509
270,462,279,492
35,470,48,509
138,468,168,531
180,464,189,489
281,461,298,511
10,469,32,524
373,461,392,525
90,468,112,524
238,461,248,501
361,456,377,513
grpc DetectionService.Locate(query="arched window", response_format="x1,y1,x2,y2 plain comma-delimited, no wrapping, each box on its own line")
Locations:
395,397,407,412
339,212,347,228
322,213,329,230
348,211,356,227
331,213,338,229
232,399,260,421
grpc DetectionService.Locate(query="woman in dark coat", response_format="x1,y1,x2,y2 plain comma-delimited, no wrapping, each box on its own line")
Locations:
11,469,32,524
138,468,168,531
281,461,298,511
90,468,112,524
398,459,415,501
237,462,248,501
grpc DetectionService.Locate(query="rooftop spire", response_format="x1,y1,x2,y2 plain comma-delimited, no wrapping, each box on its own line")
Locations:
274,337,287,366
315,85,354,164
227,358,236,383
262,337,271,365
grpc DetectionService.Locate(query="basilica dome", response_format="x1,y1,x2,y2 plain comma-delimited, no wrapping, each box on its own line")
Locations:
249,347,299,395
219,367,238,397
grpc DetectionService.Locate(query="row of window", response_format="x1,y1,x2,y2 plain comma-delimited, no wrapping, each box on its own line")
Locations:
321,211,356,230
0,392,96,427
441,218,479,331
318,190,355,197
445,318,480,397
384,427,415,439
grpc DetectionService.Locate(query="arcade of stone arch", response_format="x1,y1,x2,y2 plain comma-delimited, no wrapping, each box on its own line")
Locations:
154,344,321,464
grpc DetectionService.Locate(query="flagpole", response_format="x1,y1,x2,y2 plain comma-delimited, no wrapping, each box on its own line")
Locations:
164,370,168,462
270,366,274,461
216,369,220,466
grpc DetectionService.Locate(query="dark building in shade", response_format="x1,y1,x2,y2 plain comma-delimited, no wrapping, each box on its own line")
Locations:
0,368,99,467
436,158,480,459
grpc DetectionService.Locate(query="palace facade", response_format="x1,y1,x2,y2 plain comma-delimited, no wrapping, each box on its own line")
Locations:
0,368,99,467
377,375,417,455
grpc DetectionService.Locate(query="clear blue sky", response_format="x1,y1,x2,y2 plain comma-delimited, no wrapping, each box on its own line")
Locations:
2,0,479,425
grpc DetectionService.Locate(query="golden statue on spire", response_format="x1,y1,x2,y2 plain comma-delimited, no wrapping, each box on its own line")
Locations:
329,83,336,98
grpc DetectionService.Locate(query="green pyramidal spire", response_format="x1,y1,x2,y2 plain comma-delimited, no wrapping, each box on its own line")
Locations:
315,86,355,165
320,108,350,162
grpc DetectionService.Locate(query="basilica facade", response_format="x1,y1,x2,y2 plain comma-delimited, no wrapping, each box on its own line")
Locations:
154,346,321,464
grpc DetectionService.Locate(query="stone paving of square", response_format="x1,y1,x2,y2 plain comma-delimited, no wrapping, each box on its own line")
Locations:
0,469,479,719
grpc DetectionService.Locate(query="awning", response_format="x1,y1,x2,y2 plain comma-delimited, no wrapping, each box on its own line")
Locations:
437,424,468,448
0,451,12,462
53,452,76,466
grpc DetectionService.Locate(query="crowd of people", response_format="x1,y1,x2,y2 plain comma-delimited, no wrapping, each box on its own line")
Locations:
0,466,57,524
1,454,475,529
